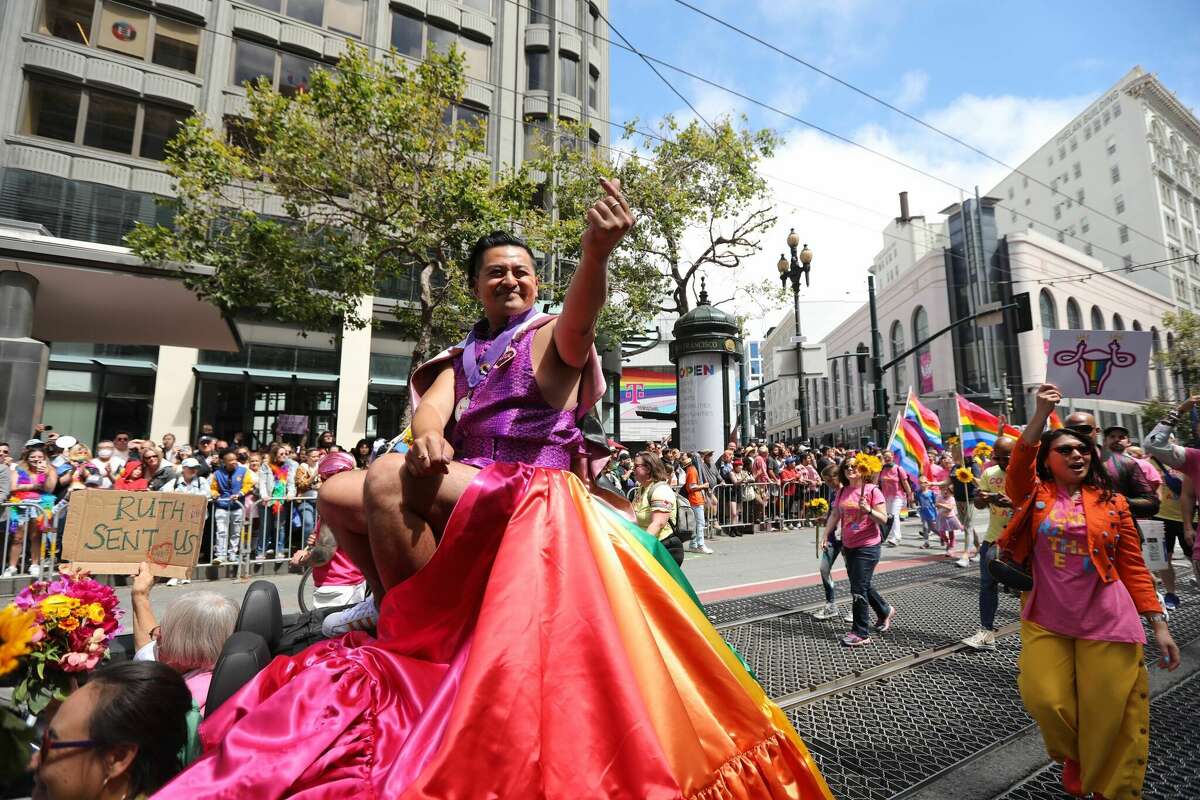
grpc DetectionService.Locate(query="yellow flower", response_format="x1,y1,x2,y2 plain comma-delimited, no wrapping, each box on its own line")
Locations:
40,594,80,620
84,603,106,624
58,615,79,632
955,467,975,484
0,605,39,677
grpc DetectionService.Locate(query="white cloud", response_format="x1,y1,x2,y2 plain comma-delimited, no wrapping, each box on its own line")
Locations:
688,90,1095,343
894,70,928,108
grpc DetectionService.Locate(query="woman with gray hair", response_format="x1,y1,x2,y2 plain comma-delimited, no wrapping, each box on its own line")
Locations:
130,562,239,714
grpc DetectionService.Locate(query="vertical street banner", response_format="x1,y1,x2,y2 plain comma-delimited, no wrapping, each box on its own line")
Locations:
1044,330,1152,402
676,355,725,453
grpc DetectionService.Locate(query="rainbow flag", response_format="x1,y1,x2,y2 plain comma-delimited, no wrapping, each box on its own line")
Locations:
889,414,928,482
904,388,943,448
1002,423,1022,439
957,395,999,456
1048,410,1063,430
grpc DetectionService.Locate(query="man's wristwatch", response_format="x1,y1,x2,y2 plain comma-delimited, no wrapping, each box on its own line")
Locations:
1145,613,1168,625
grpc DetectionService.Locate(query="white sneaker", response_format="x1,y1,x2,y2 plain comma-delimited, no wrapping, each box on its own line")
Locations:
687,544,714,554
321,598,380,637
842,608,854,623
2,566,17,577
955,557,970,568
165,578,180,587
962,629,996,650
27,564,41,578
812,603,839,620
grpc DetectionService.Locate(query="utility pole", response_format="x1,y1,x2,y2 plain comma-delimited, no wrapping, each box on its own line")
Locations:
868,275,889,446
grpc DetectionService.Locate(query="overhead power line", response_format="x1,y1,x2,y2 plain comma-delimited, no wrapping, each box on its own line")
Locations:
666,0,1169,253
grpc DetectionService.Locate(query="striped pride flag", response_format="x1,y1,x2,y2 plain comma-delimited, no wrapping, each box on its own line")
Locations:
956,395,999,456
1048,410,1064,430
904,388,943,448
889,414,928,482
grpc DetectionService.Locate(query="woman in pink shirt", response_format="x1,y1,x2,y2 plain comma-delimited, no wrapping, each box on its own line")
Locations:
820,456,896,647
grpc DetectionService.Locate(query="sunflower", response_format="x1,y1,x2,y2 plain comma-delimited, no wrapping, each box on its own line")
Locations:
0,605,39,677
807,497,830,515
855,454,883,477
955,467,975,484
973,443,993,460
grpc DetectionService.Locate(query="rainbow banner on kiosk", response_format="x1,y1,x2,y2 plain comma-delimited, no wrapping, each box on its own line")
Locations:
956,394,999,456
903,387,943,448
619,368,677,419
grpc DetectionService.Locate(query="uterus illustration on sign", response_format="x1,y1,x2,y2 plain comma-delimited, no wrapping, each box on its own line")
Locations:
1051,338,1137,395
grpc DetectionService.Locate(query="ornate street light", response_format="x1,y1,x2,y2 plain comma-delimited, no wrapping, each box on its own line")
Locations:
777,228,813,442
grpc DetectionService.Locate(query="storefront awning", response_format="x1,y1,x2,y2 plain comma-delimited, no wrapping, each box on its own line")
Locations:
0,226,241,351
50,355,157,372
192,364,340,384
368,377,409,390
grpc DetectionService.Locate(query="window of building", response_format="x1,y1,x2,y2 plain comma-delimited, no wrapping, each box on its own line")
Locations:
1072,162,1081,179
458,35,490,80
559,0,578,27
389,13,488,78
587,67,599,109
1106,136,1116,155
1039,289,1057,335
40,0,202,73
1103,110,1111,125
1185,227,1196,248
390,12,422,57
1115,195,1125,214
1113,102,1121,117
1010,211,1017,223
558,54,579,97
1077,188,1084,204
1161,177,1175,208
231,40,324,96
1058,145,1066,159
528,0,549,23
1081,216,1089,233
1050,178,1058,193
832,360,841,415
889,320,906,396
1053,204,1062,221
243,0,363,36
1175,277,1187,302
1066,298,1082,330
1084,125,1091,140
1111,165,1120,183
1084,243,1093,256
1056,230,1065,243
1123,254,1134,269
1090,305,1105,330
1112,313,1124,330
23,76,188,160
1166,213,1179,237
427,24,455,57
526,50,549,90
523,115,549,160
589,3,601,45
1070,138,1077,151
462,0,492,12
1047,154,1053,166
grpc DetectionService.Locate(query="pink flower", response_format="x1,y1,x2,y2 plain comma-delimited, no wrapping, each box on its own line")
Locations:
60,651,100,672
29,626,46,644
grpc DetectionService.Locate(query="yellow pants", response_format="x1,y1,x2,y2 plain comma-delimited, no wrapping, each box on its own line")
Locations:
1017,620,1149,799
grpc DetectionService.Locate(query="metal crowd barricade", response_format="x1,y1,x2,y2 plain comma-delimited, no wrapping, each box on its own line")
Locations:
240,495,318,576
1,500,62,581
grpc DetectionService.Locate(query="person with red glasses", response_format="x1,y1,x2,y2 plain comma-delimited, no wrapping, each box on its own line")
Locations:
998,383,1180,800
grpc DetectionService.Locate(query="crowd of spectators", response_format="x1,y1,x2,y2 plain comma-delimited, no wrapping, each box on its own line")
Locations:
1,425,374,578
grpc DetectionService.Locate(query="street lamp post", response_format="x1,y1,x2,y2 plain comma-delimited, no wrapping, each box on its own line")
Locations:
777,229,812,444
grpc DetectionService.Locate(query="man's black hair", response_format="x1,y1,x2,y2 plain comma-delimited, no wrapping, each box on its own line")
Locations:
219,447,238,460
466,231,536,288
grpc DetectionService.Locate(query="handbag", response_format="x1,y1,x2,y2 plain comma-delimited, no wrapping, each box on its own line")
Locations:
741,485,757,502
987,556,1033,591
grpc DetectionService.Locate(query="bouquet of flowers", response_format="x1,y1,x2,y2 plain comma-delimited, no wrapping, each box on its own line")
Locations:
9,570,123,715
973,443,993,461
854,454,883,478
806,497,830,516
0,605,40,780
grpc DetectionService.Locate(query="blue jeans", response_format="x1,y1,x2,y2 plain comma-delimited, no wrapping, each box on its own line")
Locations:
820,537,844,604
843,543,891,637
979,540,1000,630
299,500,317,542
257,505,292,556
690,504,706,547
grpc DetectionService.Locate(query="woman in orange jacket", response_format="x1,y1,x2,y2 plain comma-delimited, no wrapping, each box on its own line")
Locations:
999,383,1181,799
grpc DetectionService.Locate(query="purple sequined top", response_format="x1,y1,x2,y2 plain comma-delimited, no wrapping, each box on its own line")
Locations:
451,319,583,470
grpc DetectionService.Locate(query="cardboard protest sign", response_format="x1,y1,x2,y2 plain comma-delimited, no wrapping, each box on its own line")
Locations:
1044,330,1151,402
276,413,309,435
61,491,207,578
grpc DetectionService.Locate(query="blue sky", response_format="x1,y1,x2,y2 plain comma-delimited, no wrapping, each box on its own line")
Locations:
605,0,1200,338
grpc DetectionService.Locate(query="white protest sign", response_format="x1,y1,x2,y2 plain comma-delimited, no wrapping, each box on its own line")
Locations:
1044,330,1151,402
1141,526,1168,572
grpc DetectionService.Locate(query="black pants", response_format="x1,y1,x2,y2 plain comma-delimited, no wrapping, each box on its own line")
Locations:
843,543,891,637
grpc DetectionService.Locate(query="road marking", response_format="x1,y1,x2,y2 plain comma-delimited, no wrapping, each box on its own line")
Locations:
697,554,946,603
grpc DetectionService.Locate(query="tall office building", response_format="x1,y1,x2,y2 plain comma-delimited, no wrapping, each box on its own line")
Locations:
989,66,1200,306
0,0,611,446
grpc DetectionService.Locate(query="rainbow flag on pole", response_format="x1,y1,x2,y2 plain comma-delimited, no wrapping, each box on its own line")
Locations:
956,395,1000,456
888,413,928,482
904,388,943,448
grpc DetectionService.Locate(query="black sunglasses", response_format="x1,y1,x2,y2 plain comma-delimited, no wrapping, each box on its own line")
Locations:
1066,425,1096,435
1052,444,1093,457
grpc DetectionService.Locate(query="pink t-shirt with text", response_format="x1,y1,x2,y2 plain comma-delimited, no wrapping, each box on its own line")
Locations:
1025,488,1144,643
836,484,886,548
878,466,905,501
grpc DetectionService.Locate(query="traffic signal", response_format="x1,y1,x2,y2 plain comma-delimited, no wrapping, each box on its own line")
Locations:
856,343,869,374
1012,292,1034,333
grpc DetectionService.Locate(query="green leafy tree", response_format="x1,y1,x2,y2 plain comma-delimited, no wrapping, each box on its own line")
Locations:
128,44,555,405
1157,309,1200,393
543,114,781,333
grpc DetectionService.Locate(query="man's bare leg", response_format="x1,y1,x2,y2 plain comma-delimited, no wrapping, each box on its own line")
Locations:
363,453,479,591
318,470,386,600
